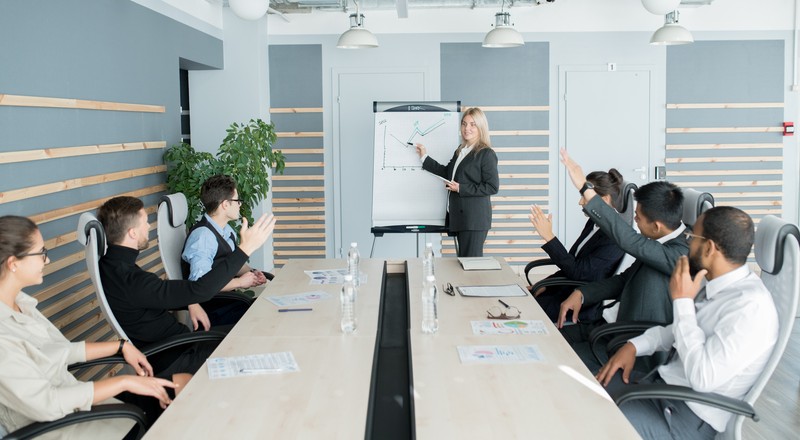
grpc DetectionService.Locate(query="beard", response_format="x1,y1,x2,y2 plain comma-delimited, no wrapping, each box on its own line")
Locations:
688,249,704,277
137,236,149,251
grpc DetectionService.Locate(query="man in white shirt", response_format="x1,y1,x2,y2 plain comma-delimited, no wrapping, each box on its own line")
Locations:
596,206,779,439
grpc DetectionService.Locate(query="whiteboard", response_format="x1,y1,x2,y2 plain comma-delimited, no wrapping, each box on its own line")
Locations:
371,102,461,232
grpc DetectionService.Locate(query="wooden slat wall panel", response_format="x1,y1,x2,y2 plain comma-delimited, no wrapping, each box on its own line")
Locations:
1,91,170,381
268,109,325,267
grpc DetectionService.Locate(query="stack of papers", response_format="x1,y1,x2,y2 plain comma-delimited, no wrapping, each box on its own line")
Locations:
207,352,299,379
456,284,528,297
471,320,549,335
457,345,544,364
458,257,502,271
266,291,331,307
304,269,368,285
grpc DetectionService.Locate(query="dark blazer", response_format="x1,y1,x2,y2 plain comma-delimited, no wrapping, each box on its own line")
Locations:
542,218,625,283
422,147,499,231
580,196,690,324
535,218,625,322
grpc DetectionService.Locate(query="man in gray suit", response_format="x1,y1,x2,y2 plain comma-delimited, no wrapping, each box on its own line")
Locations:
556,150,689,368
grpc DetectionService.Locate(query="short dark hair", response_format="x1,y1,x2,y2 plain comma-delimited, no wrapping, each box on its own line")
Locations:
634,181,684,230
201,175,237,214
97,196,144,245
0,216,39,276
700,206,754,265
586,168,624,210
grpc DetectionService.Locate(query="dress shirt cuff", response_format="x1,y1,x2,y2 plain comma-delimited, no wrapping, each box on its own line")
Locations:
56,382,94,417
673,298,697,323
420,154,428,163
629,334,655,357
67,341,87,364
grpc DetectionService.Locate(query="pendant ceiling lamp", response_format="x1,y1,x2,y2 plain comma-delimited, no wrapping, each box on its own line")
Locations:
336,1,379,49
641,0,682,15
650,10,694,45
229,0,269,21
482,1,524,48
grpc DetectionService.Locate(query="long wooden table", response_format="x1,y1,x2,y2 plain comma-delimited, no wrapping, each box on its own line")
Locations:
144,258,384,439
145,257,639,439
408,258,640,439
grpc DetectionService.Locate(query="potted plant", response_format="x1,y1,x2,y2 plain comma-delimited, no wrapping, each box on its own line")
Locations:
164,118,286,227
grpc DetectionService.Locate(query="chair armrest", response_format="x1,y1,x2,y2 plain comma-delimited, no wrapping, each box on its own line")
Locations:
612,384,758,421
589,321,663,365
524,259,554,286
3,403,147,440
530,277,588,294
215,291,255,305
69,331,227,371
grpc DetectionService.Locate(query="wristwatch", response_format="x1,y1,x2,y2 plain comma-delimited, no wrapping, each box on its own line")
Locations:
116,339,128,356
579,181,595,196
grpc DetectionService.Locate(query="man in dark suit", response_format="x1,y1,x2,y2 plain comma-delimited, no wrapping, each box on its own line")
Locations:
557,150,689,368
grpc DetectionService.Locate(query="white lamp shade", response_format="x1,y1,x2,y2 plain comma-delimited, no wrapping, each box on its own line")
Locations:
482,27,524,48
337,28,379,49
641,0,682,15
229,0,269,21
650,24,694,45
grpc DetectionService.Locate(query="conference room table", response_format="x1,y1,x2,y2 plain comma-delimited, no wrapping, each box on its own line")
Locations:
144,257,640,439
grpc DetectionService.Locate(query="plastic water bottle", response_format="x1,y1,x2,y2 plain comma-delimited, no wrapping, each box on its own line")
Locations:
421,275,438,334
340,274,357,333
347,242,360,287
422,242,435,279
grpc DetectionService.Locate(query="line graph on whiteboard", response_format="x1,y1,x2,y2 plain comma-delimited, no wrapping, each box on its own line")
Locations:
377,112,458,170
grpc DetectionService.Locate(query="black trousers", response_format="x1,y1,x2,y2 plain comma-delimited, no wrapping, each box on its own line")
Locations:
455,230,488,257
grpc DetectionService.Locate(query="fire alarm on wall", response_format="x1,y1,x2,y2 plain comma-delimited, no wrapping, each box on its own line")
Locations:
784,122,794,136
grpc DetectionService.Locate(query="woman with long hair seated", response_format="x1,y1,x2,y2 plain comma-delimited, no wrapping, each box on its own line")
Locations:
0,215,177,438
529,169,626,322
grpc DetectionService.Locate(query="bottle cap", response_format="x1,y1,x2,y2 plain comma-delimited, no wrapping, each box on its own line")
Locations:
350,242,357,248
344,274,353,281
425,275,435,282
426,242,433,248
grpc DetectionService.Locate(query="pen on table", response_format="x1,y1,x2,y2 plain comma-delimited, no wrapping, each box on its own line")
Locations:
406,142,414,146
498,299,511,309
278,308,313,312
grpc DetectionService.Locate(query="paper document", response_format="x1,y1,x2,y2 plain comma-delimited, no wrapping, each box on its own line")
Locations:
304,268,367,285
266,291,331,307
456,284,528,297
471,320,549,336
457,345,544,364
426,171,451,184
458,257,502,271
207,352,299,379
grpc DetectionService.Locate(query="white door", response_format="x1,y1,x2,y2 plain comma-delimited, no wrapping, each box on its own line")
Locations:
561,69,652,245
333,70,426,258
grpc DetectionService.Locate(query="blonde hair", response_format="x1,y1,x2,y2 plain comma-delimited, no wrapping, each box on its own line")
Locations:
458,107,492,154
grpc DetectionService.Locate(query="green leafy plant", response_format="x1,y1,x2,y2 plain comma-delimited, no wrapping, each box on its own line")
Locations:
163,119,285,227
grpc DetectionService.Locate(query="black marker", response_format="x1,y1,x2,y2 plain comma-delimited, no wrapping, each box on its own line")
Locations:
406,142,414,146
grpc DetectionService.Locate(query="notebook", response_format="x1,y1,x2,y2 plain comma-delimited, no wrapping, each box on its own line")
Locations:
458,257,502,271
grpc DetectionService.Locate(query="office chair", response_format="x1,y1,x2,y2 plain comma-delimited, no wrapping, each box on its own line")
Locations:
157,193,273,287
601,215,800,440
4,349,152,440
681,188,715,229
75,212,227,356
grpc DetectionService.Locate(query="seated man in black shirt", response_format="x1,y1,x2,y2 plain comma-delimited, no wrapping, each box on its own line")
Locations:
96,196,275,379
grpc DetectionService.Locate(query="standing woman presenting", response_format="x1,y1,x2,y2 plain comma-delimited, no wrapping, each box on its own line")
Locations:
416,107,499,257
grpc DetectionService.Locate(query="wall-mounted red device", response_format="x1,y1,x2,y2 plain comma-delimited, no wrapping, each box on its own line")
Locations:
784,122,794,136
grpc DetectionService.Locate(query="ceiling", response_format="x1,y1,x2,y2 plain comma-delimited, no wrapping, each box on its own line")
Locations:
265,0,714,14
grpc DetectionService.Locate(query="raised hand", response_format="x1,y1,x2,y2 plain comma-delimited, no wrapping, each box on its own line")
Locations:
529,205,555,242
670,255,707,301
560,149,587,191
239,214,277,256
